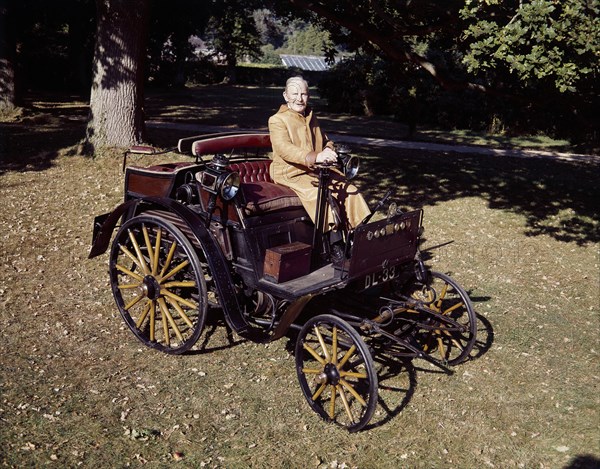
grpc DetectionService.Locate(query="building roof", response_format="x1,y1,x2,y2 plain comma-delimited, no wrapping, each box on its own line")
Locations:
280,54,331,71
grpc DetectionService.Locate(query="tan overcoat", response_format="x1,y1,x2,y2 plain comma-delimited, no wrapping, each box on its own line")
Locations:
268,105,370,229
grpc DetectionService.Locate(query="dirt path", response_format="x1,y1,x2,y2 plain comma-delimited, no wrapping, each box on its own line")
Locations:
146,120,600,164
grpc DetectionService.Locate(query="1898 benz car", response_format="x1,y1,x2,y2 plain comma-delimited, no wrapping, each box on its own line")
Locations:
89,132,476,432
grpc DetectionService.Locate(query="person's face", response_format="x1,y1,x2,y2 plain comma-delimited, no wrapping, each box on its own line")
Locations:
284,81,309,114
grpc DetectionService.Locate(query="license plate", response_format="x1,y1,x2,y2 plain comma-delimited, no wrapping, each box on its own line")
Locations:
364,265,397,290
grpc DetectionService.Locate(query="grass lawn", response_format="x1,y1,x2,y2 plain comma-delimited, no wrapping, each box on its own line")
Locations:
0,86,598,468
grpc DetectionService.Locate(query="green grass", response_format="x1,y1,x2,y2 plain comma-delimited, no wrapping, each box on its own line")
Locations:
0,86,599,468
416,129,573,152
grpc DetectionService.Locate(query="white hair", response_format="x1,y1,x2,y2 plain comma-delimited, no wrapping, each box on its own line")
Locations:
285,76,308,90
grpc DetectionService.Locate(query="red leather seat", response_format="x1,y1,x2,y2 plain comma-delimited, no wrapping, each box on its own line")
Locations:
228,160,303,215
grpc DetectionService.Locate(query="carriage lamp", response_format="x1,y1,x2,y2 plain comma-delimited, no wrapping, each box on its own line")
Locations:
197,154,241,227
198,154,241,201
336,145,359,180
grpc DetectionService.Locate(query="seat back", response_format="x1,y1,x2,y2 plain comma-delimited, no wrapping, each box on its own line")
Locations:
228,160,273,183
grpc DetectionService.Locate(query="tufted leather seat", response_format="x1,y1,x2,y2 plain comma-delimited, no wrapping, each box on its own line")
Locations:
228,160,303,216
228,160,272,183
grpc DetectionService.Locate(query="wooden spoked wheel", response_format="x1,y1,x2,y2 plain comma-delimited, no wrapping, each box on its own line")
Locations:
295,314,378,432
109,215,208,354
403,271,477,366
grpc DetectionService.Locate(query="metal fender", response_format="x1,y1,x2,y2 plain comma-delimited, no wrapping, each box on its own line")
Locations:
89,198,141,259
88,197,251,336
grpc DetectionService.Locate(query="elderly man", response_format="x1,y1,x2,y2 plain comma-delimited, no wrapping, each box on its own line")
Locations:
268,76,370,232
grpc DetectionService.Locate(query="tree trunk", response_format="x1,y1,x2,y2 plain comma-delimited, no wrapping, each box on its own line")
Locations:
223,52,237,84
0,0,16,113
85,0,148,152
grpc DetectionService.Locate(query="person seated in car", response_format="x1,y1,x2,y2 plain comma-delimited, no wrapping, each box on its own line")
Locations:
268,76,371,233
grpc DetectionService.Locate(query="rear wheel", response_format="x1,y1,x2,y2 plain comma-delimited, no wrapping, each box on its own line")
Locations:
295,314,378,432
109,215,208,354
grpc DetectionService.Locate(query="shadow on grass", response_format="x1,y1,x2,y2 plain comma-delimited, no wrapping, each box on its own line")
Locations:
0,104,86,175
145,85,284,129
354,144,599,245
365,357,417,431
471,312,495,361
188,311,248,355
0,120,84,175
563,455,600,469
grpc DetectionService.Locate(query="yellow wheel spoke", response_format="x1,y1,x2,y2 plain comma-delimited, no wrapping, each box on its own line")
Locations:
338,386,355,424
135,301,152,328
158,298,184,343
311,382,327,401
339,370,367,379
162,280,196,288
436,324,466,351
160,259,190,283
116,264,144,282
301,368,323,374
421,330,434,352
124,293,145,311
314,326,331,362
437,336,447,361
451,338,465,350
142,225,155,272
340,378,367,407
443,301,464,315
329,385,337,420
152,227,162,275
128,229,150,275
435,283,449,309
303,343,327,365
332,327,338,365
337,344,357,369
158,299,171,347
161,288,196,309
159,240,178,277
119,244,142,270
149,300,156,342
118,282,142,290
165,296,194,328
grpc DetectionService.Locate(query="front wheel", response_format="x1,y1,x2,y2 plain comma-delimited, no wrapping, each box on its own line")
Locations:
295,314,378,432
109,214,208,354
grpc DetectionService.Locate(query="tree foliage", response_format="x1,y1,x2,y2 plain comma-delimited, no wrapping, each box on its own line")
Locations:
460,0,600,94
204,0,264,82
147,0,211,87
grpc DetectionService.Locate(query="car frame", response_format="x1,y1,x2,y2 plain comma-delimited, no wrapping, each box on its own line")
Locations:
89,131,477,431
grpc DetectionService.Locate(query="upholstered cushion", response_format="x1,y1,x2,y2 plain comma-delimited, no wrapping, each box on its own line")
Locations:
241,182,302,215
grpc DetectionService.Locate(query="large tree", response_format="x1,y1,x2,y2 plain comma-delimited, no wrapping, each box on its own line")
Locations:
0,0,16,112
85,0,149,152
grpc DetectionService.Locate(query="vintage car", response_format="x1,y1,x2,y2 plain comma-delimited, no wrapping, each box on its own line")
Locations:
89,132,476,432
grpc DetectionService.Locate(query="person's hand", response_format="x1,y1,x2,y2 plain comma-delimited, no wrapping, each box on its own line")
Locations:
316,147,338,164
